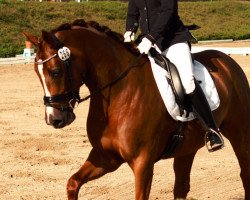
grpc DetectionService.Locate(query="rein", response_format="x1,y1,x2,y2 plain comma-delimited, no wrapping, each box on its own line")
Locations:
36,33,147,110
78,53,146,103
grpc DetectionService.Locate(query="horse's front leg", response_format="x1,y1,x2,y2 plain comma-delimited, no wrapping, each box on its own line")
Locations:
67,148,122,200
130,157,154,200
173,151,197,199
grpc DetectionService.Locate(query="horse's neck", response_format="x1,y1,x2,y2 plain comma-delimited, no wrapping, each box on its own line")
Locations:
84,40,135,93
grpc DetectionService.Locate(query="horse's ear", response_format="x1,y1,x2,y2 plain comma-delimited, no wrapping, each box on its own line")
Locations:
22,31,39,47
41,30,57,49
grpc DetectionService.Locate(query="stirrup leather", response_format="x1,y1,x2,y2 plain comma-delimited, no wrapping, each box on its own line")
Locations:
205,128,224,152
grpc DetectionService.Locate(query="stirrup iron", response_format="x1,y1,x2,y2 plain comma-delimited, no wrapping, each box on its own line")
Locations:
205,128,224,152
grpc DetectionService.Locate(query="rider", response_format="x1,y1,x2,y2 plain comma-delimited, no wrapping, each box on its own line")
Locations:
123,0,224,151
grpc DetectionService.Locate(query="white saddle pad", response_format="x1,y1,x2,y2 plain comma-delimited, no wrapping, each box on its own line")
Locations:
149,56,220,122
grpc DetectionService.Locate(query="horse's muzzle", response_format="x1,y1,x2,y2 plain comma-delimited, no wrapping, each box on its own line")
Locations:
45,107,76,128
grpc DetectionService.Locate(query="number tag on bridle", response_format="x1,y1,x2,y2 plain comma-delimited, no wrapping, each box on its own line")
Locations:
58,47,71,61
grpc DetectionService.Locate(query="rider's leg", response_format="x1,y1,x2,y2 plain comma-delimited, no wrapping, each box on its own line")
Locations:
162,42,224,151
161,42,195,94
189,79,224,151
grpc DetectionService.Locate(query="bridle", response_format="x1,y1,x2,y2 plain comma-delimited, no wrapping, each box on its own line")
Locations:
36,33,80,112
35,32,146,112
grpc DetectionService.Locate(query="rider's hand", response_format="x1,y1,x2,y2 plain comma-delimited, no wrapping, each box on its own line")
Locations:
124,31,135,42
137,37,152,54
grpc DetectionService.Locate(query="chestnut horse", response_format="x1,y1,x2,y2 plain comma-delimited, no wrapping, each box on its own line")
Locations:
24,19,250,200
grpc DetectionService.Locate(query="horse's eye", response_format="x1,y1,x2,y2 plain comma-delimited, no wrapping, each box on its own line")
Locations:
50,69,61,78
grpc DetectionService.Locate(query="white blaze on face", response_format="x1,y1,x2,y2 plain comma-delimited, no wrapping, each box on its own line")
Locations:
38,62,51,96
37,62,55,120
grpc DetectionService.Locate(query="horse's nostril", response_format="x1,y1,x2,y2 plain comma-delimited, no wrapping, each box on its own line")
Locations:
52,120,63,128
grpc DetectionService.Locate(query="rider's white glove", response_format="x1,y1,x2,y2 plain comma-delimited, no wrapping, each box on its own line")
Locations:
124,31,135,42
137,37,152,54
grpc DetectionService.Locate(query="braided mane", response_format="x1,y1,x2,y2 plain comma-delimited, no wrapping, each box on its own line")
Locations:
51,19,139,55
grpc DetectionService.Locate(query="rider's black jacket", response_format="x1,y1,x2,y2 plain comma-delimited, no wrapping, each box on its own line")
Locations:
126,0,193,50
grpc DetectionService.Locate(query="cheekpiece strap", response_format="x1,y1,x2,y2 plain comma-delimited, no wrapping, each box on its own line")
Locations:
49,32,71,61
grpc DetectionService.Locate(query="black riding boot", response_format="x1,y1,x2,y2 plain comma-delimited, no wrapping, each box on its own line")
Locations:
188,80,224,152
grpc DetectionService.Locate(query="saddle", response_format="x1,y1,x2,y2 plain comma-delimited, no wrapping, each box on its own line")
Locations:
149,48,191,115
148,47,220,157
149,48,189,157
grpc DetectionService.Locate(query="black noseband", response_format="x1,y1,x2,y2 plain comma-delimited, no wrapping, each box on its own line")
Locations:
44,92,79,104
44,92,80,112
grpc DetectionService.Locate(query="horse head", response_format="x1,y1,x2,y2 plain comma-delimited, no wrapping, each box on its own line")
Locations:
23,20,140,129
23,30,85,128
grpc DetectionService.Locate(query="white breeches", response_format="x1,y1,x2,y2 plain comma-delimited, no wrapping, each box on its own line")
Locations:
161,42,195,94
